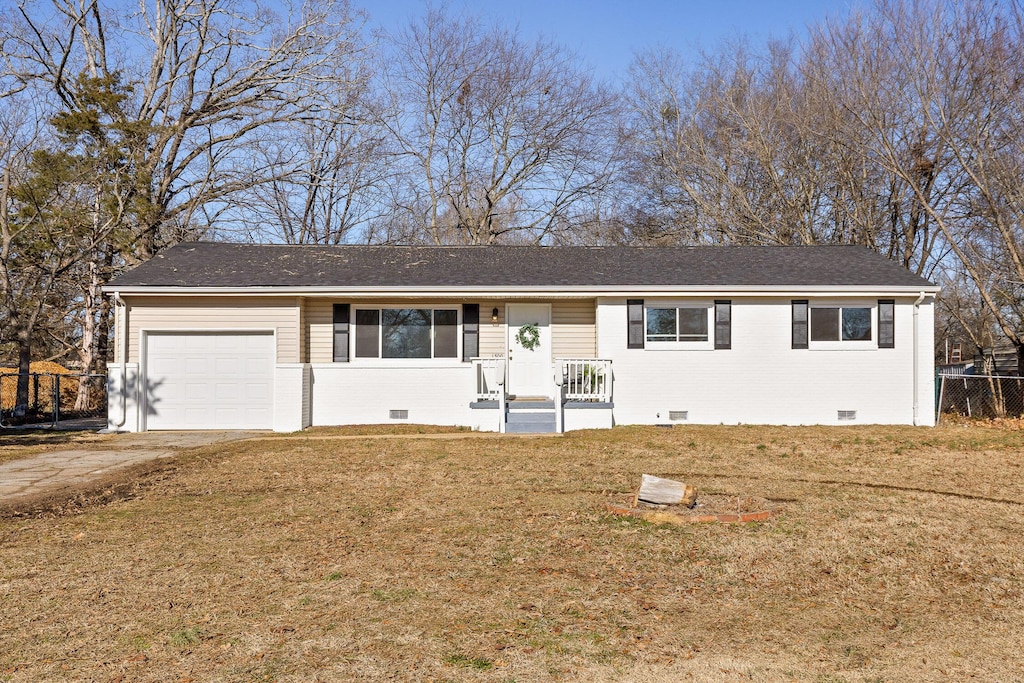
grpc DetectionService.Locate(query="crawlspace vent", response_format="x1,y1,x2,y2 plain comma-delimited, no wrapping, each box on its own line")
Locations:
389,409,409,420
837,410,857,421
669,410,688,421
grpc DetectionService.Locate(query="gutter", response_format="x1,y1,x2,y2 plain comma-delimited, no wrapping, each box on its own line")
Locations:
102,284,943,298
111,291,129,430
912,291,927,426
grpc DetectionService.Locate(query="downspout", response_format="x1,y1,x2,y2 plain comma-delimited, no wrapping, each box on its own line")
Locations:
913,291,926,426
112,291,129,429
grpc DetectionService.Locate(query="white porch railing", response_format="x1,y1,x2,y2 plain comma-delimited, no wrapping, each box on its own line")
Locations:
471,356,505,401
558,358,612,403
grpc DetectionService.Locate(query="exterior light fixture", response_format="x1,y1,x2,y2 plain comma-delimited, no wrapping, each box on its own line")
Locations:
491,307,499,323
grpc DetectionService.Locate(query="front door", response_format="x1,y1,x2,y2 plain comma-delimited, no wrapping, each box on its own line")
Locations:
507,303,552,398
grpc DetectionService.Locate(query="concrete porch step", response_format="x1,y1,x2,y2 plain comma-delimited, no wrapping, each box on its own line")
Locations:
505,399,557,434
505,422,557,434
505,411,556,424
506,399,555,410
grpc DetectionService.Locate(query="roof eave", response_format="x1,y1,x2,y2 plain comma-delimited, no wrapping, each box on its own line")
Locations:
103,284,941,297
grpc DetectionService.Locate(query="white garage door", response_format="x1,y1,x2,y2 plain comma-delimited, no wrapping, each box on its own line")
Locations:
145,332,274,430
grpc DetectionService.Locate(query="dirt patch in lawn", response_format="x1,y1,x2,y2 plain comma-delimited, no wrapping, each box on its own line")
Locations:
0,457,177,519
0,429,117,464
269,424,473,437
1,424,1023,681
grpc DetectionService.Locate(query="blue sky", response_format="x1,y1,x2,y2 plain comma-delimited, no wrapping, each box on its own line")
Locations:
362,0,861,82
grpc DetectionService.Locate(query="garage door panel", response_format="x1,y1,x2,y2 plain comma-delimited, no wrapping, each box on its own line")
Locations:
244,382,270,400
185,407,210,424
244,357,268,373
185,357,213,375
214,381,239,400
214,406,242,423
184,381,213,401
184,335,213,353
214,357,241,374
146,332,274,430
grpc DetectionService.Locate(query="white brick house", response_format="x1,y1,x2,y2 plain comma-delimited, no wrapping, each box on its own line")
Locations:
104,243,939,432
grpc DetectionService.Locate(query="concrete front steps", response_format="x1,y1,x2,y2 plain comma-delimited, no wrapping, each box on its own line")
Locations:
505,399,557,434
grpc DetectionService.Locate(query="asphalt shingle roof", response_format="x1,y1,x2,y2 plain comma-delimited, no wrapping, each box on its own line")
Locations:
108,243,936,289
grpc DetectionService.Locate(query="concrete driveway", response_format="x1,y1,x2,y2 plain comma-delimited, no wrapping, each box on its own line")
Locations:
0,431,258,507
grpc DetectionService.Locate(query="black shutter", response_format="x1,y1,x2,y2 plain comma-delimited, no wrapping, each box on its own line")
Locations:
792,300,808,349
627,299,644,349
462,303,479,362
715,300,731,349
332,304,350,362
878,299,895,348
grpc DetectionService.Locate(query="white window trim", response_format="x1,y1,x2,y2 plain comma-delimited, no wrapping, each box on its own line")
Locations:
808,301,877,350
643,301,714,351
352,304,462,362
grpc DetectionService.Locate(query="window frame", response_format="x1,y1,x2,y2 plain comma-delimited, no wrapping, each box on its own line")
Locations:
642,301,714,350
806,301,878,350
349,305,462,362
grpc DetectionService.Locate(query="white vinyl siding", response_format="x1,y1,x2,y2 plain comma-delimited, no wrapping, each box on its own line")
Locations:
126,296,300,363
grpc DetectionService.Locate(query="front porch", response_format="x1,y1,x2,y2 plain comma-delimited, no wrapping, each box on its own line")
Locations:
471,356,613,433
295,296,609,432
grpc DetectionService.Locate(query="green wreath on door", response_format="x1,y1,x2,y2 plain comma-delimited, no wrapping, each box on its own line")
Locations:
516,323,541,351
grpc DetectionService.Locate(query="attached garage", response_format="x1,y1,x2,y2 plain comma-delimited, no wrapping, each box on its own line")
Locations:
144,331,274,430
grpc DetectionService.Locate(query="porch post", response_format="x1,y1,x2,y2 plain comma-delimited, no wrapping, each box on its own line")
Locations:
497,359,506,434
553,362,564,433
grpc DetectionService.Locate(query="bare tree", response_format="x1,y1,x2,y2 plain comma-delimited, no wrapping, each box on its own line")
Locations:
239,67,392,244
623,42,843,247
0,0,367,386
623,20,948,275
378,8,620,245
2,0,367,256
810,0,1024,364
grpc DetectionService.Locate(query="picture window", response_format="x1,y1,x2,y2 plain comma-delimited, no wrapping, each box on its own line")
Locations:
354,308,458,359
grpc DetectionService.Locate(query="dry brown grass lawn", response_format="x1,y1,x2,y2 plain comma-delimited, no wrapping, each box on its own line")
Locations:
2,424,1023,682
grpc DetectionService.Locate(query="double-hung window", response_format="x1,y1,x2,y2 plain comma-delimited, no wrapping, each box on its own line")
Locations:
354,307,458,359
793,302,888,349
644,303,713,349
810,305,872,342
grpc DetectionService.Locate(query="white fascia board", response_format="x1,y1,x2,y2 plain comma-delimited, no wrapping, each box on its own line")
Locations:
104,284,940,298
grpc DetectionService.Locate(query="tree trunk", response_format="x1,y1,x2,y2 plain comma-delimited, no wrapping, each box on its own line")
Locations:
637,474,697,507
74,258,102,411
14,325,31,417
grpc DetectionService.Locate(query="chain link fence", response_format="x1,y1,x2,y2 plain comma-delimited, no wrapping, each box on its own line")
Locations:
936,373,1024,422
0,372,107,429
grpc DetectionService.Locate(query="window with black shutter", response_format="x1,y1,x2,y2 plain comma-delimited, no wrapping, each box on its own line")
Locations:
792,300,808,349
714,300,731,349
462,304,479,361
332,304,350,362
627,299,644,348
878,299,895,348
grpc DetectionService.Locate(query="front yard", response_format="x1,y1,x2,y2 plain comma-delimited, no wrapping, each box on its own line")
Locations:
1,424,1023,681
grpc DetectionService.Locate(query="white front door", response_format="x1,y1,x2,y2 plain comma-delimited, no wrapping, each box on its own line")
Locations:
506,303,552,398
